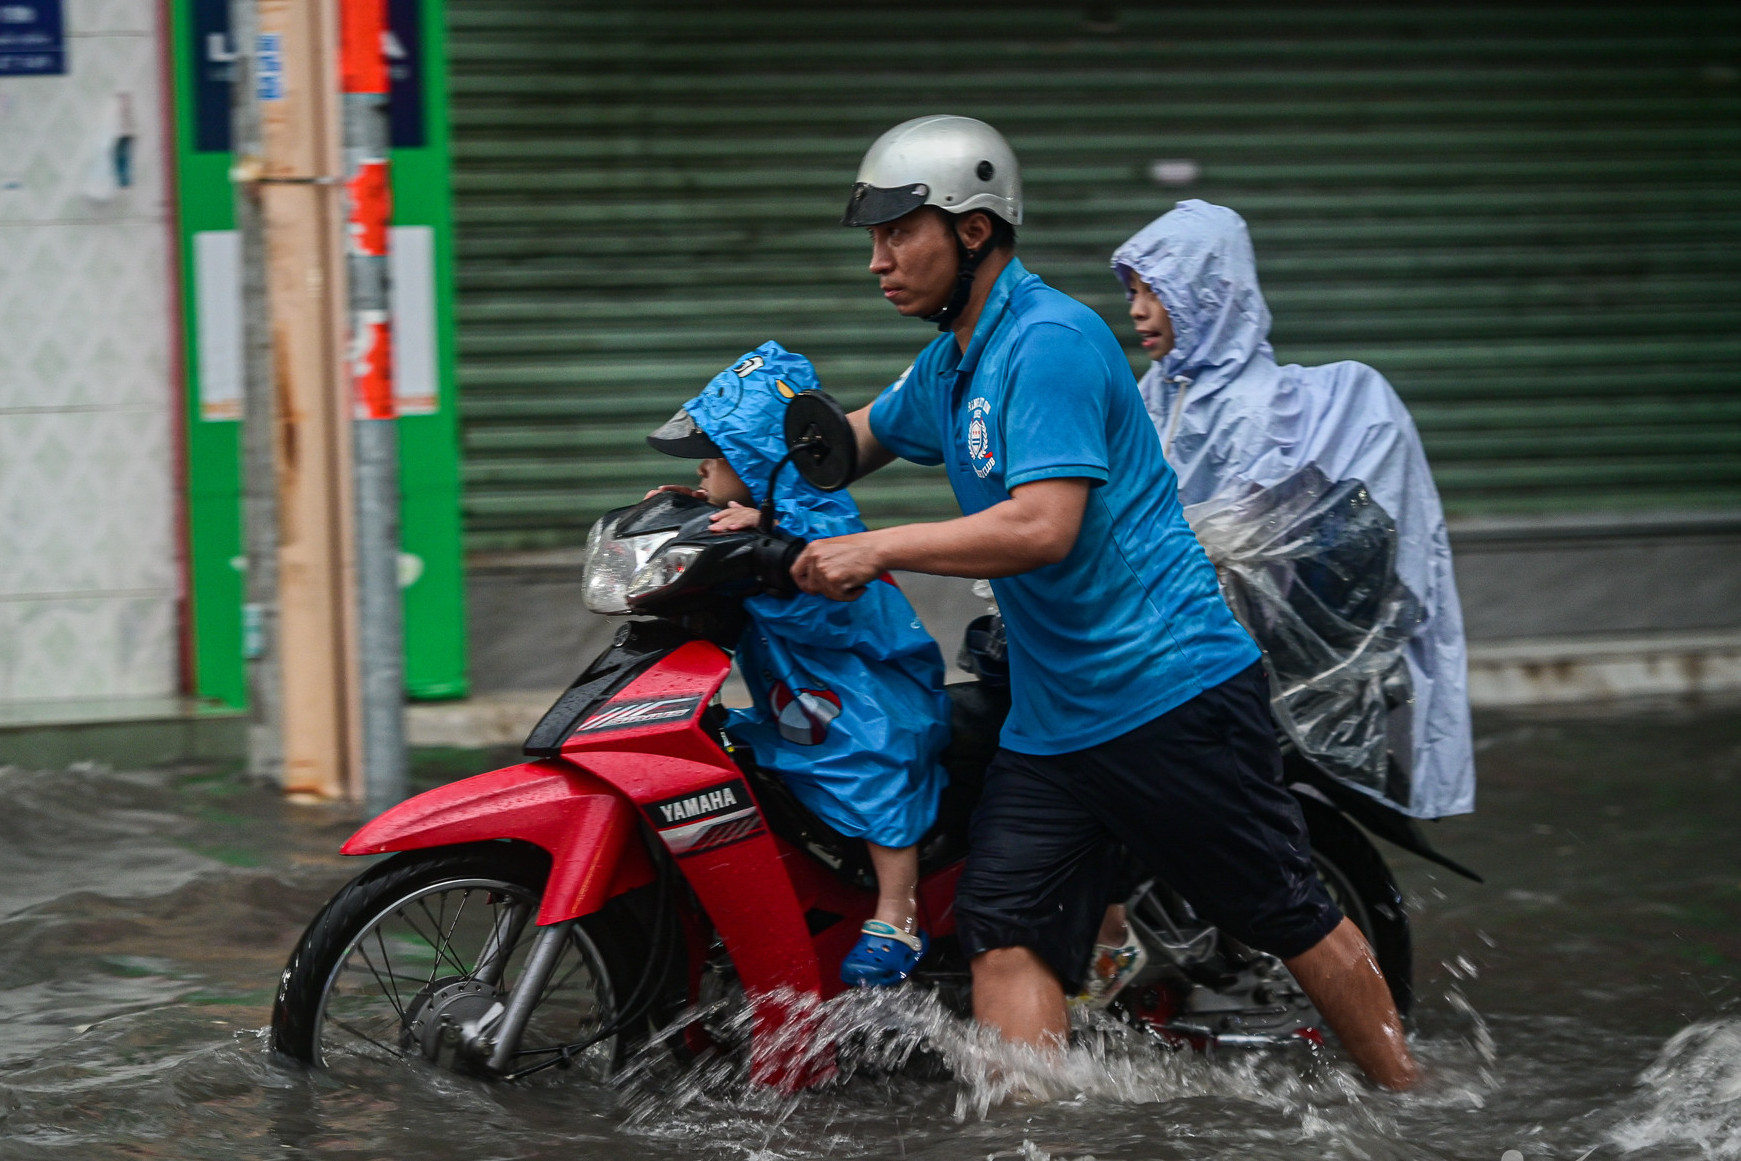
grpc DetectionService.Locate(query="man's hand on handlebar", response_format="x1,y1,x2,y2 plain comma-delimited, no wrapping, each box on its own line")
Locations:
791,479,1090,601
708,502,763,533
792,533,883,601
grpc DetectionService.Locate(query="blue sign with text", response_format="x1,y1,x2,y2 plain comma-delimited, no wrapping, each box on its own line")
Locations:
0,0,65,75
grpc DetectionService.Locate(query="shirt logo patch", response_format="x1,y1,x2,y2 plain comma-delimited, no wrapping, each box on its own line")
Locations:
965,396,996,479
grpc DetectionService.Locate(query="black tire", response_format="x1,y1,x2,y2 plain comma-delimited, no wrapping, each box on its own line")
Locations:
1297,796,1414,1015
271,840,678,1077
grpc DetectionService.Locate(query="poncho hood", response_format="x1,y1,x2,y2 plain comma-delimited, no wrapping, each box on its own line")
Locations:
1111,199,1275,391
680,341,862,540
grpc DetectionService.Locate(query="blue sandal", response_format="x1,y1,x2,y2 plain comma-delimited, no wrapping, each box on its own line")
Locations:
840,920,929,987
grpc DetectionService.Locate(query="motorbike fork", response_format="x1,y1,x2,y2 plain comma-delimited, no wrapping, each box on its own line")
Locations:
475,900,533,989
485,919,575,1073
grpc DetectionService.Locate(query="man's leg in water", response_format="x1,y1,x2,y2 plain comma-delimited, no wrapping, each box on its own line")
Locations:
970,946,1068,1050
952,749,1113,1053
1097,901,1416,1087
866,842,920,935
1285,917,1419,1090
1091,894,1417,1087
963,916,1419,1090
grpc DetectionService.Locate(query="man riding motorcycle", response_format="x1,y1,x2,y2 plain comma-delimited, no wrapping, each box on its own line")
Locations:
792,115,1421,1090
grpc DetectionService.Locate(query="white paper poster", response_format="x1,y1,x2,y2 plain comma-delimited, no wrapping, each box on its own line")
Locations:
195,225,439,420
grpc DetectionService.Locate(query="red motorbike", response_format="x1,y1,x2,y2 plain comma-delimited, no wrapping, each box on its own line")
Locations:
270,393,1472,1084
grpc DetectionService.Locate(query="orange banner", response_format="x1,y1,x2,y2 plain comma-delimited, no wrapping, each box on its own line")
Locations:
339,0,388,95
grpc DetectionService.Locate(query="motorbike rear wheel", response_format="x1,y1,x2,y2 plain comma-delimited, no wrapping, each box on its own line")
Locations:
271,841,666,1079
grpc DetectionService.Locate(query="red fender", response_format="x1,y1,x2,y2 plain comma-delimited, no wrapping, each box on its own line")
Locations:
341,760,655,925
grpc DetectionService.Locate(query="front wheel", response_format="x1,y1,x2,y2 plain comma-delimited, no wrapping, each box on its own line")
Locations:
271,841,672,1079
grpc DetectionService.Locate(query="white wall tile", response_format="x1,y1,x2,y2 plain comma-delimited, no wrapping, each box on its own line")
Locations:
0,408,176,597
0,4,177,711
67,0,158,37
0,594,176,701
0,222,172,410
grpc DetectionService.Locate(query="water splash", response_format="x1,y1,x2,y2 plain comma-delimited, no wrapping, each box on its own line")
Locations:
621,986,1285,1116
988,1142,1098,1161
1610,1019,1741,1158
1442,984,1499,1104
604,969,1532,1161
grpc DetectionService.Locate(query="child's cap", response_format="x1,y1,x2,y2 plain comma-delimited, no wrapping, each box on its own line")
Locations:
646,407,723,459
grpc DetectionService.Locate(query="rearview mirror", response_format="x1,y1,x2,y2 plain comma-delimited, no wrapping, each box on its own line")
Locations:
783,390,857,492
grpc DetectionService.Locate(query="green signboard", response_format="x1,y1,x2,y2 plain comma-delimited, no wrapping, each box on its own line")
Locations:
168,0,467,706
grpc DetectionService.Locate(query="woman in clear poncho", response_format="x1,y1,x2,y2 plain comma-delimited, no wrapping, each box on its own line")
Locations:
1110,200,1474,820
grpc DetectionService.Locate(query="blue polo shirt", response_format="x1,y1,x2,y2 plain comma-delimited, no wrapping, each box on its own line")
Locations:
869,257,1259,755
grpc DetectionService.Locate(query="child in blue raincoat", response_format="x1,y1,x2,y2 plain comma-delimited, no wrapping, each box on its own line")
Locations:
645,341,951,986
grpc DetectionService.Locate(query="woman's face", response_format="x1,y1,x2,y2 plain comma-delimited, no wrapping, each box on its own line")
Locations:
1123,270,1175,361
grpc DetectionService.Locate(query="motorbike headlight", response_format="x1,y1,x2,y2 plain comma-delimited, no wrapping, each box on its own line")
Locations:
626,544,705,604
582,514,678,614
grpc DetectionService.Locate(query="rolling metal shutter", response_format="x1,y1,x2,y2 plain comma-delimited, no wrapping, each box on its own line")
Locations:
448,2,1741,552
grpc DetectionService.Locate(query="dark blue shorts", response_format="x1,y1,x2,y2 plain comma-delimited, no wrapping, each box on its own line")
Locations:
953,661,1342,992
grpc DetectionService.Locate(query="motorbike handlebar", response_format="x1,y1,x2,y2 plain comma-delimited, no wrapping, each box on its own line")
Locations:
752,530,806,599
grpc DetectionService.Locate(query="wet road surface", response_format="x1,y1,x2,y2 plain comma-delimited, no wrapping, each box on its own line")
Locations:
0,701,1737,1160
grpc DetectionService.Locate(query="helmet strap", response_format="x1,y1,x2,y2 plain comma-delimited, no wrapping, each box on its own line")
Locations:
923,226,990,332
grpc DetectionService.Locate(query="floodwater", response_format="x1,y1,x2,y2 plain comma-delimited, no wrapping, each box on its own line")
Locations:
1,702,1738,1160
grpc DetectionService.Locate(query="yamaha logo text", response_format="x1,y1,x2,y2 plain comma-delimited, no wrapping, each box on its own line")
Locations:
654,783,742,825
642,779,766,858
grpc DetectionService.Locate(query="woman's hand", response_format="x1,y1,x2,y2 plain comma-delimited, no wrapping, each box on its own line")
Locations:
707,501,763,533
644,483,705,501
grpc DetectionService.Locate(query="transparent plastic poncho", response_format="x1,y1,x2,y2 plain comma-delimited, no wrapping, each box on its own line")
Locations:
1185,465,1423,802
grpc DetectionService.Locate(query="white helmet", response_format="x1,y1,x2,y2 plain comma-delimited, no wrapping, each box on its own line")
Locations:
842,115,1023,228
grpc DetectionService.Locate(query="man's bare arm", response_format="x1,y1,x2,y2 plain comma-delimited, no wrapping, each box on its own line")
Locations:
792,478,1090,600
848,404,897,480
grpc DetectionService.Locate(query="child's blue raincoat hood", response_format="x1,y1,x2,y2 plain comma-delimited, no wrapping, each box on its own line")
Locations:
675,342,949,848
679,343,861,541
1113,202,1474,819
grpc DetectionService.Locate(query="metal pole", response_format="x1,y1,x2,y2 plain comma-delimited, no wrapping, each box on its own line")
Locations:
232,0,282,785
340,0,406,816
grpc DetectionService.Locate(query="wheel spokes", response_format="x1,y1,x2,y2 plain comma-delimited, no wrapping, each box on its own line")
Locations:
358,929,407,1021
316,878,617,1078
